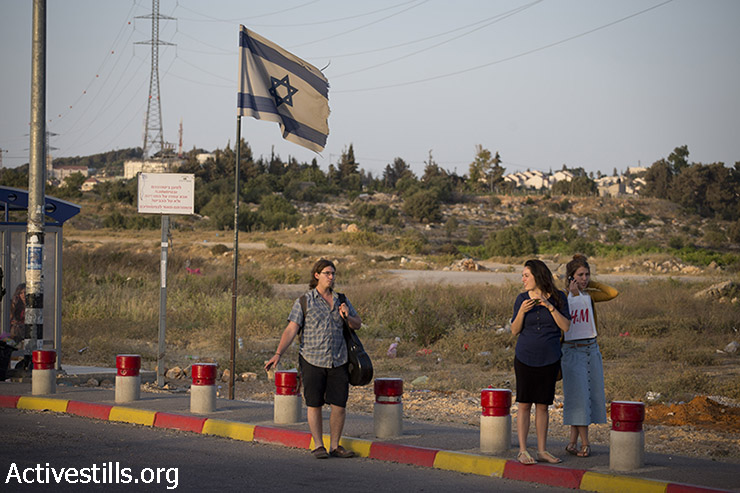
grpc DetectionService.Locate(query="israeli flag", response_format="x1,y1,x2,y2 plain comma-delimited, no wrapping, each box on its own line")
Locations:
238,26,329,153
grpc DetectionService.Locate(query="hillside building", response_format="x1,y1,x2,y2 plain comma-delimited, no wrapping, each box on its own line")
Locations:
123,158,182,179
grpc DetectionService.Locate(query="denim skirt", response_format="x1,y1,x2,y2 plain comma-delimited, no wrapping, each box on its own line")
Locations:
561,338,607,425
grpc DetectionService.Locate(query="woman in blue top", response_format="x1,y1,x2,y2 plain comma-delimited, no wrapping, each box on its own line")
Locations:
511,259,570,465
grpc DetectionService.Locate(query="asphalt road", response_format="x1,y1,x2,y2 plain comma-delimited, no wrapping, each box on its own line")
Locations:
1,408,576,493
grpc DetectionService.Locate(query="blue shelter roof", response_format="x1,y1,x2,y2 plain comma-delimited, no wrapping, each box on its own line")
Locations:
0,186,81,224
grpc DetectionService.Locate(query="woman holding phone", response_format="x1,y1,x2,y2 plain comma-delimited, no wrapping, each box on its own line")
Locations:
562,254,619,458
510,259,570,465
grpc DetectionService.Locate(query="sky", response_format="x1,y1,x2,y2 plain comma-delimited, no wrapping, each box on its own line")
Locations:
1,0,739,179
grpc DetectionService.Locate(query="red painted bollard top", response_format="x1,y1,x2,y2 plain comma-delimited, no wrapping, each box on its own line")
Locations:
191,363,217,386
481,388,511,417
374,378,403,404
32,350,56,370
275,370,300,395
611,401,645,432
116,354,141,376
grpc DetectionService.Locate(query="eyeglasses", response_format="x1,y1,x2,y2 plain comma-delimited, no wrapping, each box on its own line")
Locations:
319,270,336,277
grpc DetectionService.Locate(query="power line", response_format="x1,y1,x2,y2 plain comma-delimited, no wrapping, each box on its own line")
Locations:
308,0,542,59
48,2,138,128
288,0,430,49
331,0,543,79
335,0,675,93
175,0,320,23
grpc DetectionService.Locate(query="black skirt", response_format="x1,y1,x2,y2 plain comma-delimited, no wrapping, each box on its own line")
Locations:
514,357,560,405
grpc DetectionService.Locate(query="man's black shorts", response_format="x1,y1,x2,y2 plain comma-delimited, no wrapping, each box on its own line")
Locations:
299,355,349,408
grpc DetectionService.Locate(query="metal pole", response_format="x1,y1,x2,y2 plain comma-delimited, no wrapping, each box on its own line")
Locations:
229,117,241,400
157,214,169,387
26,0,46,350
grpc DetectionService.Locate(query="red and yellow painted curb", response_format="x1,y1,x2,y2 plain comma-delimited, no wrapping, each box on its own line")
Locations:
201,418,255,441
17,396,69,413
434,450,507,477
1,394,732,493
580,471,668,493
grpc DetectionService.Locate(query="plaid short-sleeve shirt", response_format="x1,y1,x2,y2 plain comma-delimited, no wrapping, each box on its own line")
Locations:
288,289,358,368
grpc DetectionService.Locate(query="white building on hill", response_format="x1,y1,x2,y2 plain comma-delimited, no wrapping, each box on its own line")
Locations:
123,158,182,179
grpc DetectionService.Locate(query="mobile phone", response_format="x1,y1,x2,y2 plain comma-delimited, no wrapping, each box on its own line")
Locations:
533,299,541,304
567,276,574,283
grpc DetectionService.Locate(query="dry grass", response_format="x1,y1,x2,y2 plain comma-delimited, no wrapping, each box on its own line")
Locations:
59,233,740,403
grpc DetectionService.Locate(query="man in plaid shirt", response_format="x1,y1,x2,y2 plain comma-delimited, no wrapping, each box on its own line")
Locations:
265,259,362,459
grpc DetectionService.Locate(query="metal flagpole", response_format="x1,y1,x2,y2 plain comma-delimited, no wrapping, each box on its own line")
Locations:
229,116,241,399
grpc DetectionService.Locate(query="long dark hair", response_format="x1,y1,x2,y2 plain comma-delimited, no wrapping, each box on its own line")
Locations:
524,259,562,309
309,258,335,289
565,254,590,284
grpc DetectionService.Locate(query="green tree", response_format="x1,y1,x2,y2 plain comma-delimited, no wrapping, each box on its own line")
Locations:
667,145,690,175
403,190,441,222
63,172,86,190
468,145,502,192
670,162,739,219
0,166,29,188
641,159,673,199
382,157,414,190
338,144,361,191
551,176,597,196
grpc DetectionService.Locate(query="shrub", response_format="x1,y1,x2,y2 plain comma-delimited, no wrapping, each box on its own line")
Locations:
485,226,537,257
257,194,300,230
403,190,441,222
605,229,622,244
397,230,428,254
335,230,384,247
467,225,483,246
444,217,458,238
351,202,399,225
668,235,685,249
210,244,230,256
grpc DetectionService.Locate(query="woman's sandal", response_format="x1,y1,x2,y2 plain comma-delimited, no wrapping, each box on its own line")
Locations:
577,445,591,458
517,450,536,465
565,443,578,456
536,450,563,464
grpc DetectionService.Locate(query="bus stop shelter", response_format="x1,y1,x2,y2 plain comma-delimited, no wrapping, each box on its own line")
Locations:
0,186,80,370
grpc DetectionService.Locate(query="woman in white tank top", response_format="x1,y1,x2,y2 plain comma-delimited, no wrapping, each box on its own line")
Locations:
561,254,618,458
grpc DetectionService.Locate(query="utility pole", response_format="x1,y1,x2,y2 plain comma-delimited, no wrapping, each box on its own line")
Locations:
136,0,174,159
27,0,46,349
178,118,183,158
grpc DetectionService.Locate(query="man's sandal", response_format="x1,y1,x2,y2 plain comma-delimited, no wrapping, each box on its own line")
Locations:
565,443,578,456
311,446,329,459
577,445,591,458
517,450,536,465
536,450,563,464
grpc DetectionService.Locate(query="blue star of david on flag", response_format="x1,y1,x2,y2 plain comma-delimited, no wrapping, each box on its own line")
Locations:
268,75,299,107
238,26,330,153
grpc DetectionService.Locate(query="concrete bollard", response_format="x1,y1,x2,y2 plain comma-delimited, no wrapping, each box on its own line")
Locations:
273,369,302,424
115,354,141,403
610,401,645,471
374,378,403,438
190,363,217,414
32,350,56,395
480,388,512,454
